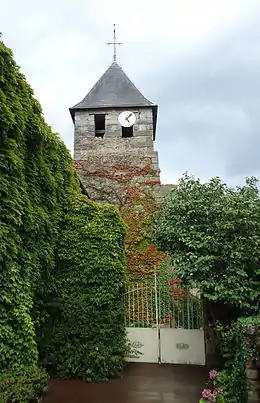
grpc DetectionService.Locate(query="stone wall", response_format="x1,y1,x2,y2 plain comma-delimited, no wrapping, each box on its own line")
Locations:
74,107,155,159
73,107,161,204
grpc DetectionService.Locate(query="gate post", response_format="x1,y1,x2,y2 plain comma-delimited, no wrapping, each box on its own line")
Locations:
154,269,161,363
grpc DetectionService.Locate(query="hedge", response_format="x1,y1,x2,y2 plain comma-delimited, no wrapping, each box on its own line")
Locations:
0,39,127,398
40,196,127,381
0,39,80,400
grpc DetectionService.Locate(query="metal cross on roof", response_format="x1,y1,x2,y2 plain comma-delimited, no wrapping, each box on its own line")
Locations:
107,24,122,62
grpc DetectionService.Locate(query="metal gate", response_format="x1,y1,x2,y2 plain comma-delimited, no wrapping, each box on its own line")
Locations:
125,271,205,365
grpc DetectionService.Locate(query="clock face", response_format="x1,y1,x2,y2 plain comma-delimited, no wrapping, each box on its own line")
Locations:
118,111,136,127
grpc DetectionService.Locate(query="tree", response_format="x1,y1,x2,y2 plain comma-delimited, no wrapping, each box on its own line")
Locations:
154,174,260,313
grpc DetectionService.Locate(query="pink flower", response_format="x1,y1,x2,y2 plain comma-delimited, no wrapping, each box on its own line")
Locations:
201,389,217,402
209,369,218,380
202,389,212,399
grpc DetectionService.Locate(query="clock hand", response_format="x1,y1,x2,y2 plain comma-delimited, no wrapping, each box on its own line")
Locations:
125,116,129,122
127,113,133,119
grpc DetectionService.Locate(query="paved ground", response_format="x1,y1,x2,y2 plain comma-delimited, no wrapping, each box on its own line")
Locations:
42,363,207,403
43,364,207,403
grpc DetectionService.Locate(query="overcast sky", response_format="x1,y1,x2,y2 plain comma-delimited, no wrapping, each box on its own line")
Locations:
1,0,260,185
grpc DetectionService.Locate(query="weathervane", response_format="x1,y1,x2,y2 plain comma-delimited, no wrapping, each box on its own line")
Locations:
107,24,122,62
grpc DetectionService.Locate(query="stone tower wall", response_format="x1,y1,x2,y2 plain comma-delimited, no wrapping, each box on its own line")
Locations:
74,107,161,203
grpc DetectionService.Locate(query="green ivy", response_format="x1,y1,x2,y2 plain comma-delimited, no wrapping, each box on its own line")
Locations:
41,196,127,381
0,40,79,399
0,39,127,395
1,42,44,372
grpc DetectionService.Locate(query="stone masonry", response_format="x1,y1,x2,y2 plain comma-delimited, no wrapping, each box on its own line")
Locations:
70,61,166,204
73,107,160,203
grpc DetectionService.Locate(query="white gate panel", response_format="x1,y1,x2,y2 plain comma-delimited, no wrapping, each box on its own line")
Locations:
126,328,159,363
125,274,206,365
160,328,205,365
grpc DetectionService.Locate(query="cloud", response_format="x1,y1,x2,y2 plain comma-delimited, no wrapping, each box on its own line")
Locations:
1,0,260,186
152,9,260,184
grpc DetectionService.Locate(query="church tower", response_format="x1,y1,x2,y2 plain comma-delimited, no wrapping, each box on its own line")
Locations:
70,46,161,203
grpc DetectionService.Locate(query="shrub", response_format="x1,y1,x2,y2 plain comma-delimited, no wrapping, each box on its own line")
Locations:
215,316,260,403
0,366,48,403
199,372,225,402
41,196,127,381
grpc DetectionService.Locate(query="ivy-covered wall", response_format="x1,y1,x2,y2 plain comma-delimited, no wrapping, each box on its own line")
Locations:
0,41,126,398
42,196,127,381
0,41,73,374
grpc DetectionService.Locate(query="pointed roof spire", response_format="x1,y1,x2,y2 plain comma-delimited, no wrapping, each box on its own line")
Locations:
69,42,158,137
70,61,156,112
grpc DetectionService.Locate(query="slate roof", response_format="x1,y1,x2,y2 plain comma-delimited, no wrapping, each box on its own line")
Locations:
70,61,156,110
69,61,158,137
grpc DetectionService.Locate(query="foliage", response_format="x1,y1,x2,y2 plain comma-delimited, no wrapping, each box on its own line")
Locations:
156,263,203,328
214,316,260,403
76,161,166,280
0,41,39,372
199,369,226,402
40,196,127,381
154,174,260,399
0,37,79,376
0,40,79,375
1,39,127,390
0,366,48,403
154,173,260,312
